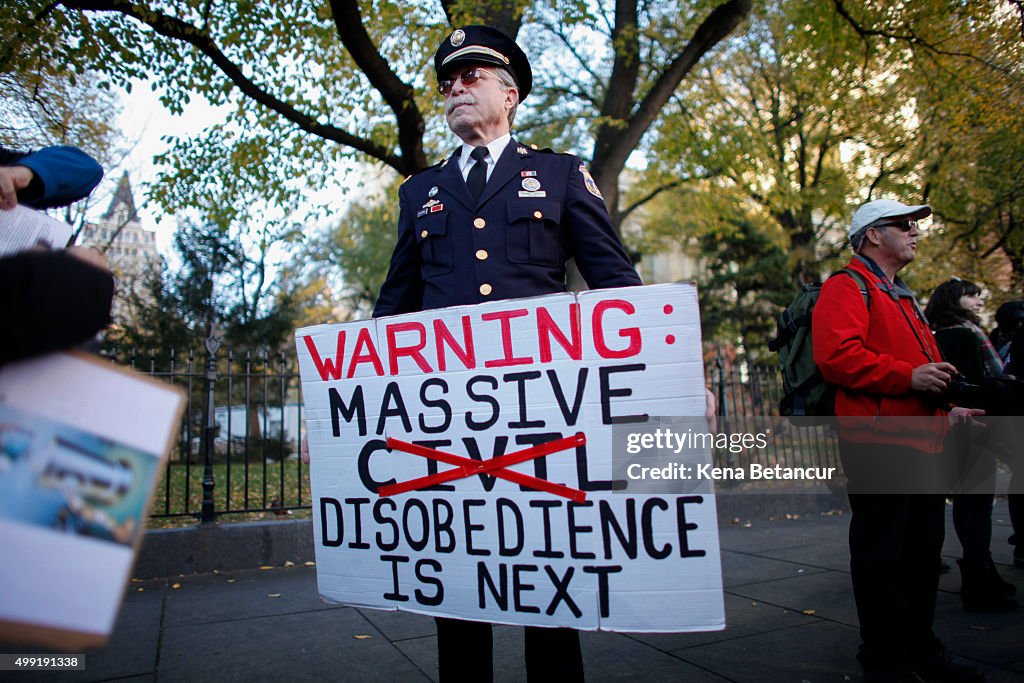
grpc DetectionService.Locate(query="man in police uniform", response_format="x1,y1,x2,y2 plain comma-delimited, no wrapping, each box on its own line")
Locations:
372,24,641,683
373,25,641,318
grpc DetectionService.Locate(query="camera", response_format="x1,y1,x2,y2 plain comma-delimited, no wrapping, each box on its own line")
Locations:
942,374,1024,416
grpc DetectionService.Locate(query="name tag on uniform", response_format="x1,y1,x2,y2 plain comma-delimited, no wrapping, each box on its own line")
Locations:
518,191,547,198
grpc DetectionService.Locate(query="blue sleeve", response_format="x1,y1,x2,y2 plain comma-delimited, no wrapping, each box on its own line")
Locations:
561,156,642,289
372,184,424,318
5,146,103,209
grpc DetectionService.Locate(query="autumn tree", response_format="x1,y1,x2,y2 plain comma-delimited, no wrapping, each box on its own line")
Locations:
641,1,925,290
0,39,127,234
114,219,300,353
882,2,1024,299
295,177,401,319
1,0,752,235
630,0,1023,353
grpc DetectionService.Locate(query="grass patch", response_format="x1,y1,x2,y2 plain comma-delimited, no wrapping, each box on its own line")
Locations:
147,459,312,528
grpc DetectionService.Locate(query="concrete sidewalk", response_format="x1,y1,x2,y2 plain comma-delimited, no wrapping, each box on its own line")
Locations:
5,502,1023,682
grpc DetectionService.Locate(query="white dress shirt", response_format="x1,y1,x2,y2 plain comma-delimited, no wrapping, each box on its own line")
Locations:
458,133,511,182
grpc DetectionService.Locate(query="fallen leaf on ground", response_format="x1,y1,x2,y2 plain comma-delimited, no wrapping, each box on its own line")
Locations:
304,561,316,567
354,635,372,640
801,609,816,615
226,579,236,583
268,593,282,598
284,561,295,567
171,583,181,589
259,566,274,570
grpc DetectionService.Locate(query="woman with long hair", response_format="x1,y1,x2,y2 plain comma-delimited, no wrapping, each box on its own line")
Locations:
925,278,1017,611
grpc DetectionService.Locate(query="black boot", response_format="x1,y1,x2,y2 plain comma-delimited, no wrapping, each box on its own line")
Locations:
958,559,1018,611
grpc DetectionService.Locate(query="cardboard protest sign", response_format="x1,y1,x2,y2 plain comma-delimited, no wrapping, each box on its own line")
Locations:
0,352,185,650
296,284,724,632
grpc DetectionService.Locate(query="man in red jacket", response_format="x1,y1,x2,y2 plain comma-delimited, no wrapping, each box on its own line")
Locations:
813,199,985,683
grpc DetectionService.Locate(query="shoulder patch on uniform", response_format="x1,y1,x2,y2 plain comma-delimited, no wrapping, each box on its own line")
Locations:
580,163,602,198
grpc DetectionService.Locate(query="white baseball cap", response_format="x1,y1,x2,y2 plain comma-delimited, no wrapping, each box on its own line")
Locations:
848,199,932,239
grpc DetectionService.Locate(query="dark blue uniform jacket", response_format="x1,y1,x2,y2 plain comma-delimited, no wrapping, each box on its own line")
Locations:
373,138,641,317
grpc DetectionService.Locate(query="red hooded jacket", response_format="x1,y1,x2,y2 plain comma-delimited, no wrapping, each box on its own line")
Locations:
812,256,948,452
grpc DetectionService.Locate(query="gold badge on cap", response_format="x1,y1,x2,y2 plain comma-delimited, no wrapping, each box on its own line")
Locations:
450,29,465,47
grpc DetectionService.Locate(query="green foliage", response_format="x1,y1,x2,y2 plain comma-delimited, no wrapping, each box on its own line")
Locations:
631,0,1024,352
295,175,403,320
636,183,795,356
113,221,300,354
643,0,896,287
7,0,1022,353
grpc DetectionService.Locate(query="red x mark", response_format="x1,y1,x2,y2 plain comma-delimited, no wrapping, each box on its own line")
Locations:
377,432,587,503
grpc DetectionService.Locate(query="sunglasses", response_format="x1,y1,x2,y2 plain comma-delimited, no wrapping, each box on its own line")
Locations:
873,219,918,232
437,67,496,97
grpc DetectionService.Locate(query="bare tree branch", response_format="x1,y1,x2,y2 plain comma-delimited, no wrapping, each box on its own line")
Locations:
328,0,426,172
591,0,753,216
535,18,605,90
833,0,1013,75
620,178,686,221
59,0,409,172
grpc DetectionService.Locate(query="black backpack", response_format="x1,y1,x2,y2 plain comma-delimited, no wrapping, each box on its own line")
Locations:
768,269,869,422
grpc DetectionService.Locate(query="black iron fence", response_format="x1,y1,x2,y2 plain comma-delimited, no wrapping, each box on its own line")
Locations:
706,354,841,478
106,342,838,522
102,342,307,522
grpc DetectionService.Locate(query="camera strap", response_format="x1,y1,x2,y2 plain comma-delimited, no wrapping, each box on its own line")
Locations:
854,255,935,363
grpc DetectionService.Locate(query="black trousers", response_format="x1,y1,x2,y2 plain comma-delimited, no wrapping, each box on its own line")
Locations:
436,617,583,683
840,441,946,668
952,493,995,563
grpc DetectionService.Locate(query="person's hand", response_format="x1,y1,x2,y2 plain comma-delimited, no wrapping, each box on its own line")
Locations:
705,388,717,434
948,406,985,426
66,245,111,273
300,434,310,465
910,362,957,394
0,165,34,210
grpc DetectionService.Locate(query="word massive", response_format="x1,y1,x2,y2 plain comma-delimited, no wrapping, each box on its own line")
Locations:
302,300,643,380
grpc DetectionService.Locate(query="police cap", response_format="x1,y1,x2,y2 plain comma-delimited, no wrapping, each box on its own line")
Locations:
434,25,532,100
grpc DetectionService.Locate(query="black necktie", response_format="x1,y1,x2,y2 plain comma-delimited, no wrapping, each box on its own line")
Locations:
466,146,489,202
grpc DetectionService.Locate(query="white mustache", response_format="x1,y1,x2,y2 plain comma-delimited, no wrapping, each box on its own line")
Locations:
446,94,476,115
